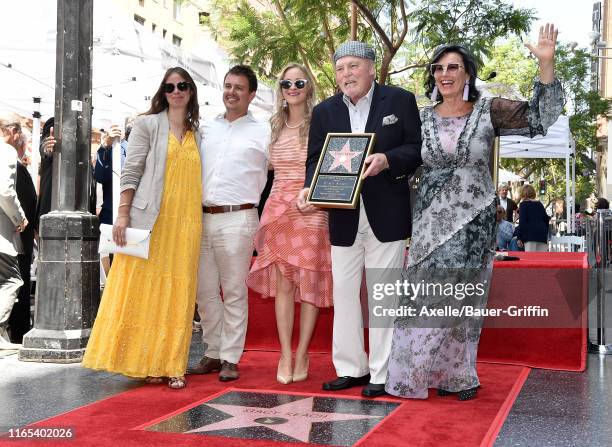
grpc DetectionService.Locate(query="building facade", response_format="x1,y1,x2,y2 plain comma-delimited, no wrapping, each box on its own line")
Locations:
115,0,211,51
593,1,612,198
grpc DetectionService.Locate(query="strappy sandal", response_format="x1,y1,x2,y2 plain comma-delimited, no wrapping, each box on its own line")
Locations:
167,376,187,389
144,376,165,384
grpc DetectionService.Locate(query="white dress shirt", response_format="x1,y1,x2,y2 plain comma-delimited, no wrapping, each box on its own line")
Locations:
200,111,270,206
500,197,508,212
342,82,375,132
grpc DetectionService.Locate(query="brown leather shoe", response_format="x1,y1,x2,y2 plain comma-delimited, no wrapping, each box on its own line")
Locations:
186,356,222,375
219,361,239,381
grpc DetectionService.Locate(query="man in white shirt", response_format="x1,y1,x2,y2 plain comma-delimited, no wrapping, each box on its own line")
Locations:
189,65,270,381
496,185,517,223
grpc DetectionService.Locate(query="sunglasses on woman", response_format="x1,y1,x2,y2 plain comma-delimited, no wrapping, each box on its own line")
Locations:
163,81,191,93
430,63,464,75
279,79,308,90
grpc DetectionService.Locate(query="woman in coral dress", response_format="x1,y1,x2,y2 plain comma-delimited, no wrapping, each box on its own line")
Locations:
247,64,332,384
82,67,202,389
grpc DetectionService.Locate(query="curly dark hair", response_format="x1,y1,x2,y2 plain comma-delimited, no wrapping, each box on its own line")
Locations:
425,44,480,103
144,67,200,129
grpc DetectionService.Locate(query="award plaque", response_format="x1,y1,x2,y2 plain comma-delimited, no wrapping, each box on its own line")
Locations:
307,133,376,209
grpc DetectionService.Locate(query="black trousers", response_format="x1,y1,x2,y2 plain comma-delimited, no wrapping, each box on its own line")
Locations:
8,253,32,343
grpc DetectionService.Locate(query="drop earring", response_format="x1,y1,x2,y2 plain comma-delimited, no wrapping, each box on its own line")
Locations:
462,81,469,101
282,99,288,108
430,86,439,102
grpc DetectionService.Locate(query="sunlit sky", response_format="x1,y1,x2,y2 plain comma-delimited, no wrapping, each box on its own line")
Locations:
512,0,594,49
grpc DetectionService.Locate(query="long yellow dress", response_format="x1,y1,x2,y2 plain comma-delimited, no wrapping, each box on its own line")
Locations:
82,131,202,378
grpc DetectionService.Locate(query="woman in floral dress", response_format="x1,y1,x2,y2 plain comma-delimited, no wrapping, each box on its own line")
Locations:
386,24,564,400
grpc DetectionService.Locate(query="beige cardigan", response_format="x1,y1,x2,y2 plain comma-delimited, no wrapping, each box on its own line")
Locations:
0,142,25,255
120,110,202,230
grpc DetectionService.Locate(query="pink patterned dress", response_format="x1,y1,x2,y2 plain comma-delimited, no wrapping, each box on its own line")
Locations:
247,126,333,307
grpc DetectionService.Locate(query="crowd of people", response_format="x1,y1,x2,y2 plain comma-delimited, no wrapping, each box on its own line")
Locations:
1,23,570,400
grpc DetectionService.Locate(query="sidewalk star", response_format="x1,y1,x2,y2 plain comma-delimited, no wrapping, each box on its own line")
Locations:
187,396,382,442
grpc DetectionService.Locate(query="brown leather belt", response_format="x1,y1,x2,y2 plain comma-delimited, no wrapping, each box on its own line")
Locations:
202,204,255,214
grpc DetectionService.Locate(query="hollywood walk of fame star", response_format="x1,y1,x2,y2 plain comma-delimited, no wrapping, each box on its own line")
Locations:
187,396,382,442
328,141,361,173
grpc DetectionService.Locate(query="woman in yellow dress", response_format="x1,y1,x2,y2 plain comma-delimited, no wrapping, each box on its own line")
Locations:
82,67,202,389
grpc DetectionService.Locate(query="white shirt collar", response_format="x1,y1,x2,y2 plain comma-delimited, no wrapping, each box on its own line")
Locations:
342,81,375,108
216,110,256,124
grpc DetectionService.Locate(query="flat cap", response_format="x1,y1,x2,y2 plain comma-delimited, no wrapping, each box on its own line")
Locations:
333,41,375,64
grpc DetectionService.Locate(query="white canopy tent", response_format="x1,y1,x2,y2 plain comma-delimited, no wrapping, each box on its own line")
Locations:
498,167,524,183
0,0,274,216
0,0,273,127
0,0,274,221
499,115,576,232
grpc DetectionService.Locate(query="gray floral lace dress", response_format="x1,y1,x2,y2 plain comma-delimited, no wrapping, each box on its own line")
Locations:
385,79,564,399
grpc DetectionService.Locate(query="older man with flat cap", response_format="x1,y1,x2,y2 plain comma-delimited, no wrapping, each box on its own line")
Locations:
297,41,422,397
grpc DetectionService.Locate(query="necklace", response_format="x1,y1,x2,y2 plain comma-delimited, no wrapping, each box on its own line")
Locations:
284,118,305,129
170,124,186,141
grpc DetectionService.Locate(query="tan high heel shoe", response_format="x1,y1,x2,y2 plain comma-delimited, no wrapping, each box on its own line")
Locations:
292,355,309,382
277,357,293,384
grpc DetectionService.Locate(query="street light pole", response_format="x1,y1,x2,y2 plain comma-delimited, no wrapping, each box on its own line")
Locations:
19,0,100,363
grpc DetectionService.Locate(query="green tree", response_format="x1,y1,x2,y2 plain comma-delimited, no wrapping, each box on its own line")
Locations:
206,0,353,97
205,0,534,96
479,39,537,99
484,39,611,209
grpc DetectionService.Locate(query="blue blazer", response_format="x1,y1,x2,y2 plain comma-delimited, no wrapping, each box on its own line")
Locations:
305,83,422,246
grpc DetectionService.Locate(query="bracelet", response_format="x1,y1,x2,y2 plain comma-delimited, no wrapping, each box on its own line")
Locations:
118,203,131,207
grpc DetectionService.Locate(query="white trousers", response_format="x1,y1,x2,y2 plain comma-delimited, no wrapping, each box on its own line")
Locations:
196,208,258,364
331,205,405,384
525,241,548,252
0,252,22,330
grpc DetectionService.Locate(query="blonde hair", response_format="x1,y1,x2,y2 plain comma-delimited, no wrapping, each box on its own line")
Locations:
270,63,315,144
521,184,536,200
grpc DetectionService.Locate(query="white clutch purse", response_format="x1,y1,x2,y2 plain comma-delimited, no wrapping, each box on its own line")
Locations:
98,224,152,259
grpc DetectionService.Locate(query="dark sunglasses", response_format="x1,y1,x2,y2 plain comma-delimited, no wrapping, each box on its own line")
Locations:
430,63,464,75
163,81,191,93
279,79,308,90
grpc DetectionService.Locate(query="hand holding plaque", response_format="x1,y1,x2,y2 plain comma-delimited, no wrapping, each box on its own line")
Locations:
306,133,375,209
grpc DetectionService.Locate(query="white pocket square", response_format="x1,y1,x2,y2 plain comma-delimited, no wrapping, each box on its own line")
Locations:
382,114,398,126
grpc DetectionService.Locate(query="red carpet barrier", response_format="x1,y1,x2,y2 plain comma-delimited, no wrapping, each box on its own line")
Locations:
479,252,587,371
246,252,587,371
